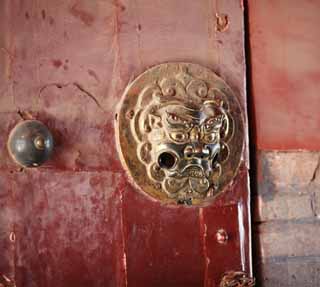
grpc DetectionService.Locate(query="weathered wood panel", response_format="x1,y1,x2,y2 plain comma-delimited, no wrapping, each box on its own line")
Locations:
10,170,125,286
123,187,205,287
0,1,250,286
0,173,15,280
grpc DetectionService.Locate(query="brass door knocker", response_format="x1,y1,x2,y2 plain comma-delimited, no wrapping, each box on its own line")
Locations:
116,63,244,205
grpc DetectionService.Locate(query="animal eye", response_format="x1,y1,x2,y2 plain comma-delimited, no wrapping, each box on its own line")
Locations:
204,118,215,128
204,116,224,131
167,113,180,122
166,112,189,125
207,118,215,125
170,132,188,143
204,133,216,143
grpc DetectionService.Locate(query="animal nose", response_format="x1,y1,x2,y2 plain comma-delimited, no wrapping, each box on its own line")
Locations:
184,144,210,159
189,126,201,142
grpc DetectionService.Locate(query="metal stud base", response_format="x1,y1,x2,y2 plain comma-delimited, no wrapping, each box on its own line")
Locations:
7,120,54,168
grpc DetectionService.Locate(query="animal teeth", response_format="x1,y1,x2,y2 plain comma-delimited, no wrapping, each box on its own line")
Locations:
189,170,203,178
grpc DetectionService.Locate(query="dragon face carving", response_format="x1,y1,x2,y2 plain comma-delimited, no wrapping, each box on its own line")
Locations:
135,94,232,201
117,63,244,205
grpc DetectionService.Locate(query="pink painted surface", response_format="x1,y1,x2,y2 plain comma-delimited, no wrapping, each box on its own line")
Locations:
249,0,320,150
0,1,251,286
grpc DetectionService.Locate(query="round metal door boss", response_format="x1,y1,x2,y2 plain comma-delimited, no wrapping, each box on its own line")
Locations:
116,63,244,205
7,120,54,168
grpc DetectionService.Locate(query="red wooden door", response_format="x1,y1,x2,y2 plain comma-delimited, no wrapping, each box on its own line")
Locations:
0,1,252,286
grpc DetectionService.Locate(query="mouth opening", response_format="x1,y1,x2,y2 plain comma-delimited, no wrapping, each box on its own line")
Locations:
158,152,176,169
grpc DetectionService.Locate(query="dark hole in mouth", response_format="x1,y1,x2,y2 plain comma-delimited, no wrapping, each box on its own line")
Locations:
158,152,176,169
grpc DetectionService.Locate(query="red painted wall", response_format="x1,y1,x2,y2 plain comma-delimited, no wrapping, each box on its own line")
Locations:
249,1,320,286
249,0,320,150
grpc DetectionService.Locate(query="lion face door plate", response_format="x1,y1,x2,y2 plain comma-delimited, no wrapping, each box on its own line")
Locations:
116,62,244,205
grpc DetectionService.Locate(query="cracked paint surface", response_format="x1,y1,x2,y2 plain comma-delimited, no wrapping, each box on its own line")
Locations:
0,0,251,286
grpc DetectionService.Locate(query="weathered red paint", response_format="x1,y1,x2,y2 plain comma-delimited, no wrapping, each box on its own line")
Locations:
120,166,251,287
123,187,204,287
0,1,251,286
0,172,15,280
249,0,320,150
14,170,127,286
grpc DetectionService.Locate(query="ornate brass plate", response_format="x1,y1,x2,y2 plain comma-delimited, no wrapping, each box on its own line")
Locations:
116,63,244,205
